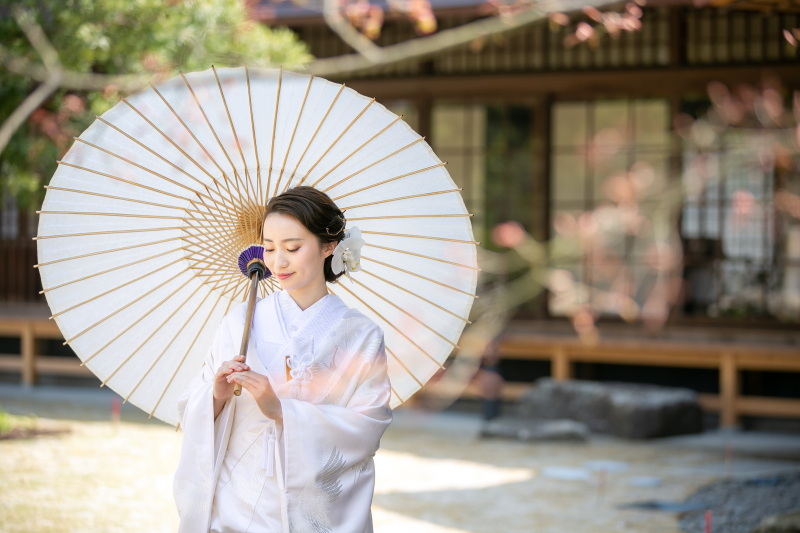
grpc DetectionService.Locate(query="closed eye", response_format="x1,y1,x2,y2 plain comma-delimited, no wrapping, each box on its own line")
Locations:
264,246,300,253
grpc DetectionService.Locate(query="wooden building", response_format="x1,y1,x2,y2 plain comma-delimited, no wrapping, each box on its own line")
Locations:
1,0,799,427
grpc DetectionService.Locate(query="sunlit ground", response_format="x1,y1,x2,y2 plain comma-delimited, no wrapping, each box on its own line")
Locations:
1,387,799,533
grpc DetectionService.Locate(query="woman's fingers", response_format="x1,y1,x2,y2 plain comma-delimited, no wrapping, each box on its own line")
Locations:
227,358,249,371
226,370,280,420
216,358,249,378
226,370,255,384
227,373,258,393
228,371,277,398
226,370,267,389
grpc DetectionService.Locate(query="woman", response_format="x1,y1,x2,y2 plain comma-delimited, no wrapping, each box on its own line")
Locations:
173,186,393,533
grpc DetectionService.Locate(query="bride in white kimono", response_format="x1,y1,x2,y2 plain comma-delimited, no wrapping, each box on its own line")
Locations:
174,186,393,533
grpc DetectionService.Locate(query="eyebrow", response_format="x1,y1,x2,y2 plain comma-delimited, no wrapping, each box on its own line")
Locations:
262,238,305,243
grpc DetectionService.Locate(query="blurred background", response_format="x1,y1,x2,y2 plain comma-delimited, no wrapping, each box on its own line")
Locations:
1,0,799,532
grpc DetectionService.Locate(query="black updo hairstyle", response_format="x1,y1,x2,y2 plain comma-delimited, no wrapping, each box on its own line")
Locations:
262,186,348,283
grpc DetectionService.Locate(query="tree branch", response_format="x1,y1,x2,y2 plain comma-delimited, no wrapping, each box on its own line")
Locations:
1,5,151,93
13,5,60,71
0,74,62,158
0,45,151,92
307,0,599,76
322,0,385,63
0,5,153,158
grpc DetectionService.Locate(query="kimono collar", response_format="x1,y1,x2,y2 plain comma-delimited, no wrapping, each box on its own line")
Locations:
274,290,348,346
249,290,350,357
278,290,330,335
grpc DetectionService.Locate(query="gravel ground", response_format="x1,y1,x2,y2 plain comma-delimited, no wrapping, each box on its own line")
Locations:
0,410,713,533
2,385,800,533
678,473,800,533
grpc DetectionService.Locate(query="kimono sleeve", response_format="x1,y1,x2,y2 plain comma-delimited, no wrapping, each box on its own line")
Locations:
176,313,235,445
173,314,237,530
279,324,393,533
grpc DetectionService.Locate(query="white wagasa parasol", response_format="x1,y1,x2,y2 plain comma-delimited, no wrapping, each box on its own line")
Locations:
35,66,480,425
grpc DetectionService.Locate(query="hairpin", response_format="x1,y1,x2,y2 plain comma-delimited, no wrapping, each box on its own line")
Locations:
326,213,347,235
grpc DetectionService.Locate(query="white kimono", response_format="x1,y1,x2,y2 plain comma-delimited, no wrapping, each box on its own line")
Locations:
174,290,393,533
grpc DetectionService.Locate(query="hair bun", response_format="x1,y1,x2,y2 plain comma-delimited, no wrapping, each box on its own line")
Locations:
326,213,346,236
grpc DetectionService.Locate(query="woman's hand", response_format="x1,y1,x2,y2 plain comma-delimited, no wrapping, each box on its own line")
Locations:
213,355,249,419
226,369,283,425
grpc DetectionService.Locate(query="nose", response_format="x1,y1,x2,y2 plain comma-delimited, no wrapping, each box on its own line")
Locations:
273,249,290,269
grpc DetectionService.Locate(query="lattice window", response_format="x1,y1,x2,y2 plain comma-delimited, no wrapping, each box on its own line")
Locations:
678,100,799,321
685,9,799,64
429,103,489,242
549,99,673,317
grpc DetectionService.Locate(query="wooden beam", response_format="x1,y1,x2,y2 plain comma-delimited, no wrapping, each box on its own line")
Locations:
0,355,23,372
700,394,800,419
559,350,722,369
0,355,93,377
36,355,94,377
0,318,62,338
735,354,800,372
438,383,800,421
346,64,800,101
698,393,721,412
499,334,800,360
737,396,800,418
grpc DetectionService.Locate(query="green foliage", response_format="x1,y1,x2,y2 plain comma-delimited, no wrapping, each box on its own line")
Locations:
0,407,37,436
0,0,313,208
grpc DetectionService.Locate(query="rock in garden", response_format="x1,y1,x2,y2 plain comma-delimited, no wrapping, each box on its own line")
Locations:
517,378,704,439
751,511,800,533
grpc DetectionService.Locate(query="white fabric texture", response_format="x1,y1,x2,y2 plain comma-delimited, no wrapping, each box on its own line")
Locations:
174,290,392,533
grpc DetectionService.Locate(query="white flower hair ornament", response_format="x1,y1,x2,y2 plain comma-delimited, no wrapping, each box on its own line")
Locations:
330,226,365,283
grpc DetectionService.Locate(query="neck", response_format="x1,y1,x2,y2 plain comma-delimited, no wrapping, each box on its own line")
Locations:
285,278,329,311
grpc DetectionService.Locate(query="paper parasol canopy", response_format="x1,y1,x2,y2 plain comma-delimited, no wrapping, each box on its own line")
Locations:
36,67,479,425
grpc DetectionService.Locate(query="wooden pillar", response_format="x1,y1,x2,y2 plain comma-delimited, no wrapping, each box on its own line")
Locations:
416,96,432,140
720,352,738,427
534,94,553,318
552,347,570,381
21,322,36,386
533,93,553,244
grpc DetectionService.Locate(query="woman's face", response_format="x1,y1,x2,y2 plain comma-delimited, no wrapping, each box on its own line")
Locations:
262,213,336,292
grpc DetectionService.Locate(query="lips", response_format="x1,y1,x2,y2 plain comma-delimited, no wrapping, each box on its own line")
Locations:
276,273,293,280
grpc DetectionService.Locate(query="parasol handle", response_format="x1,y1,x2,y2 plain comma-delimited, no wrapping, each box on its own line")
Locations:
234,270,260,396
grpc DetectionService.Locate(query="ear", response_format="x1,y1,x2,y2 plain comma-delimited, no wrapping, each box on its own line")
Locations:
322,240,336,258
